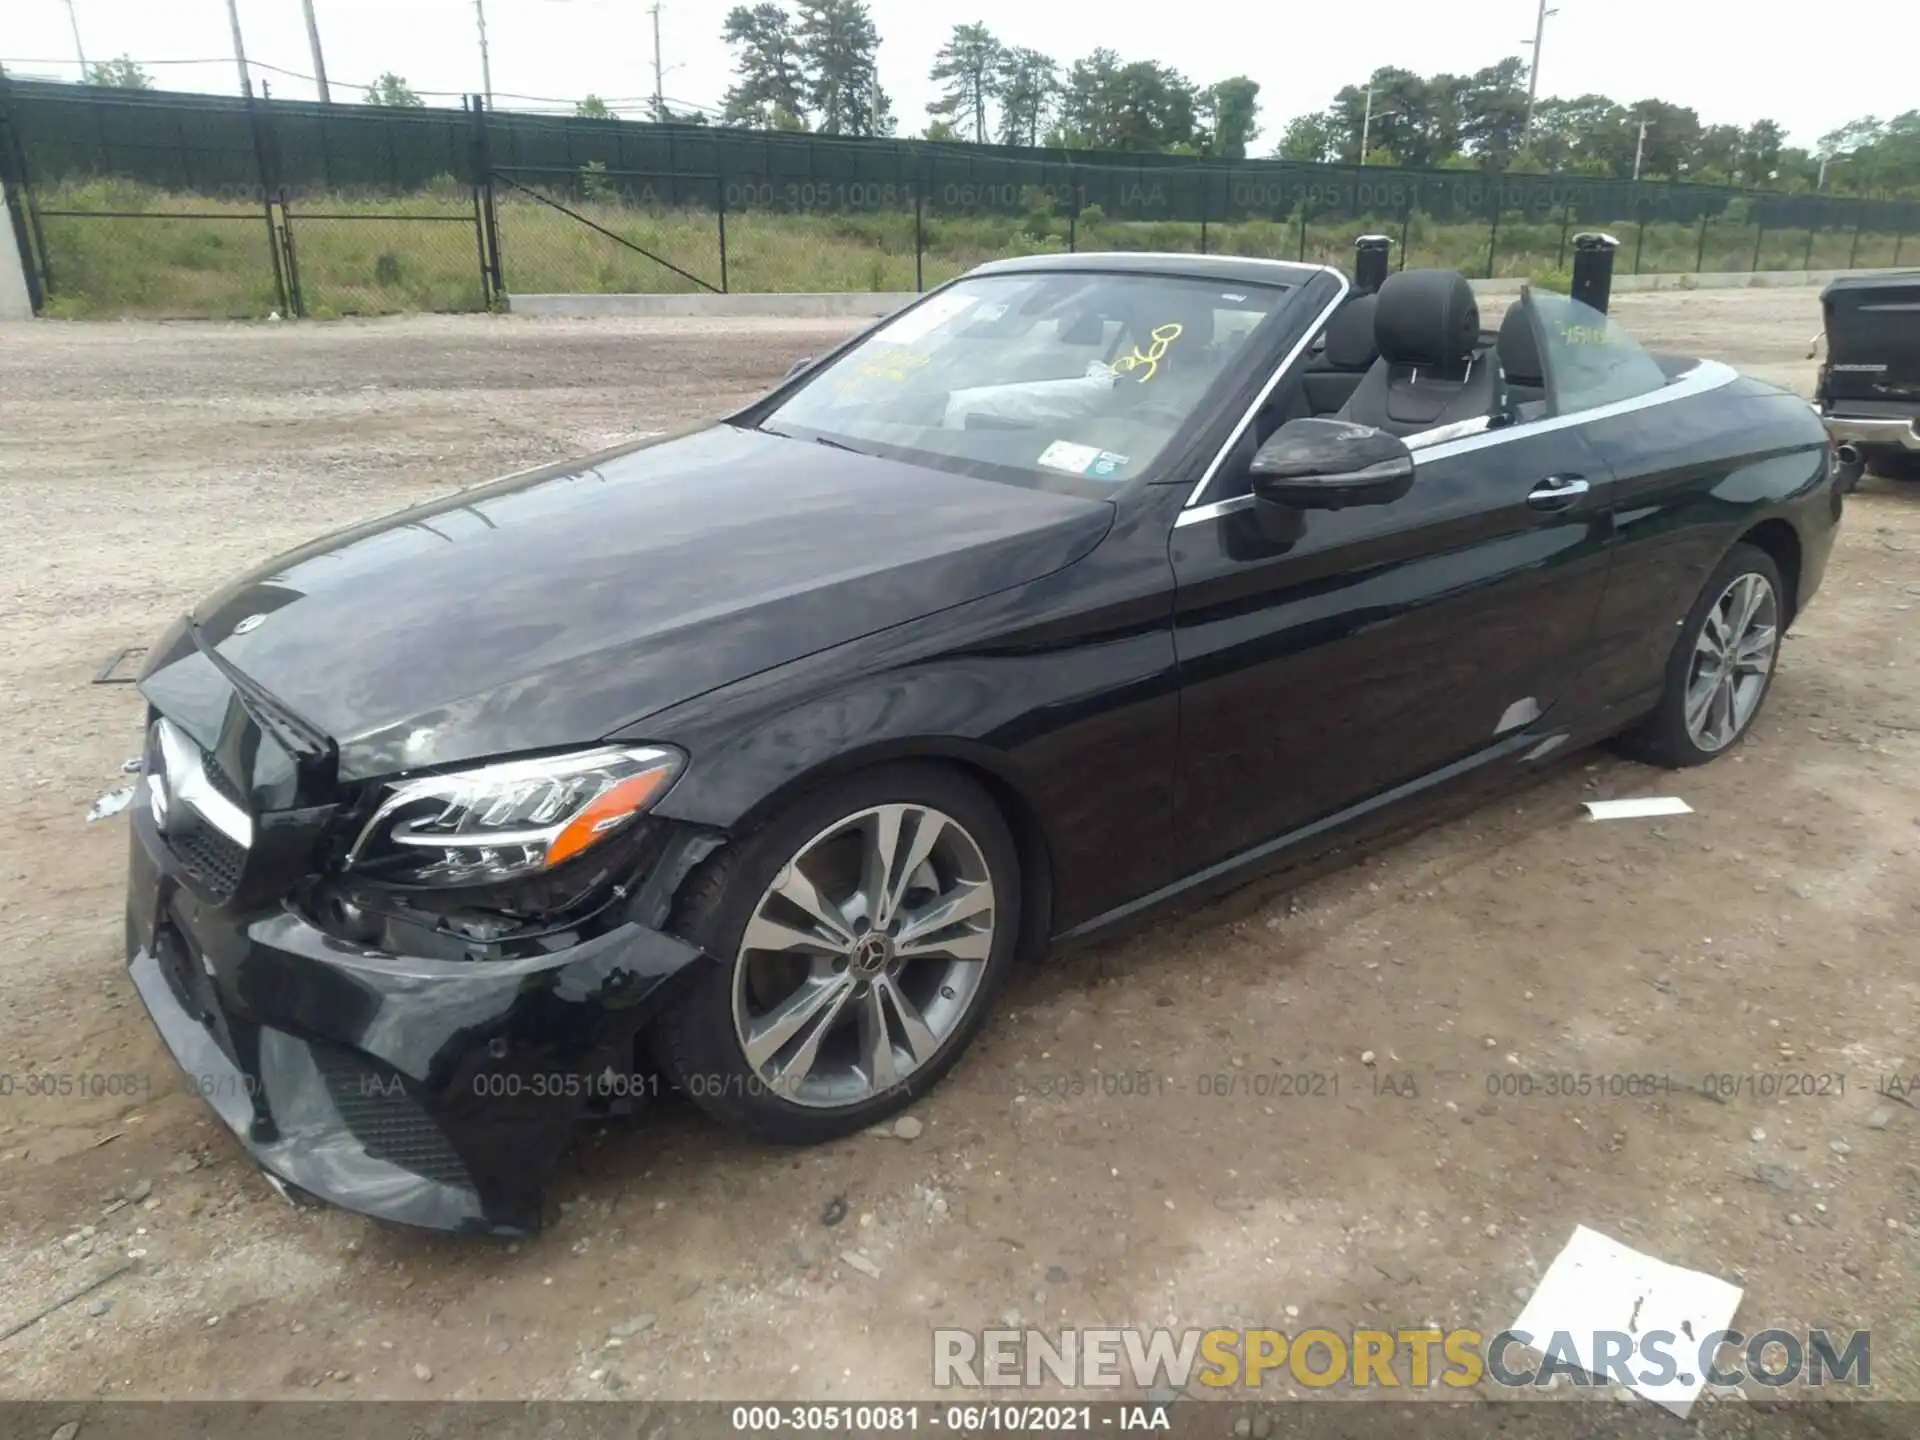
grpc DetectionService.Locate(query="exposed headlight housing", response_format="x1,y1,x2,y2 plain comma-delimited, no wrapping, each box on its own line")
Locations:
346,745,683,888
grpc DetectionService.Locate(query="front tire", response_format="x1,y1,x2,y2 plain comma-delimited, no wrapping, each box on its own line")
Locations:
1614,543,1784,768
655,764,1019,1144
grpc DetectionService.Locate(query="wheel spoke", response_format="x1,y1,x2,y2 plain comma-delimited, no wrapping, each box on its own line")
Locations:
896,878,994,945
859,986,899,1091
771,863,855,948
744,974,854,1073
1685,673,1719,734
883,810,947,930
743,910,846,958
856,805,907,928
898,926,993,962
1729,575,1764,640
876,974,941,1065
1712,677,1737,746
1733,623,1776,672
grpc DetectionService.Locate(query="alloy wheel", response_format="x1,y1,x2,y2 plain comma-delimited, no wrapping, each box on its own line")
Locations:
731,803,995,1109
1684,571,1779,753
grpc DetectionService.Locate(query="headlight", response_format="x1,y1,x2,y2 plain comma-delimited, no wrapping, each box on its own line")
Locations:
346,745,683,888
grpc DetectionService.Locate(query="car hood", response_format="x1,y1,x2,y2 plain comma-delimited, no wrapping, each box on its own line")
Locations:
150,425,1112,781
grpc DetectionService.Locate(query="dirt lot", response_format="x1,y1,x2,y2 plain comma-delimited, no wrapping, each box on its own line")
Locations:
0,289,1915,1408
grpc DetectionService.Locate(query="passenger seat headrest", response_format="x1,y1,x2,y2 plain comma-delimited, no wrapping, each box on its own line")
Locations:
1373,268,1479,368
1496,302,1543,386
1323,293,1379,372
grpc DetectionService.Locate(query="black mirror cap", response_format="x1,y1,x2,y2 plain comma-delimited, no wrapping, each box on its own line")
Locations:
1250,418,1415,510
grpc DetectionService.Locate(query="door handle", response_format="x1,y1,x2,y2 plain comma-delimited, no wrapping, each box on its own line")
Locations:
1527,475,1590,510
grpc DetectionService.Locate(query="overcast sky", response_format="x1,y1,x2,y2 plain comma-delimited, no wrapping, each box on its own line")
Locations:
5,0,1912,150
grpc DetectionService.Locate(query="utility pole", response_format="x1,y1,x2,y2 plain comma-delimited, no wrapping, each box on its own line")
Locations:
1522,0,1560,137
1359,83,1374,165
63,0,89,75
650,3,666,121
224,0,252,95
474,0,494,110
1817,153,1829,191
301,0,331,103
1632,119,1650,181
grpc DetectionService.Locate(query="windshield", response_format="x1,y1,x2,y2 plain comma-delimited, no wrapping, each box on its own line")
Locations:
758,271,1296,494
1526,289,1671,415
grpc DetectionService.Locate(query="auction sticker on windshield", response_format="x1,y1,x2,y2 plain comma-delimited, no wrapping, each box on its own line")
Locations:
1038,440,1129,479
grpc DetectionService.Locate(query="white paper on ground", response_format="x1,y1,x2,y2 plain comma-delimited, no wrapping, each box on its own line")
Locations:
1509,1224,1743,1417
1582,796,1693,821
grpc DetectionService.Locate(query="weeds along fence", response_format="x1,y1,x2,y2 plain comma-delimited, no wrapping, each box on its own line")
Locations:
3,78,1917,319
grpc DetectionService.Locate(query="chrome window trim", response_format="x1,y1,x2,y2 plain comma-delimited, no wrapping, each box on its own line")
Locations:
1180,267,1352,509
1173,357,1742,530
153,718,254,849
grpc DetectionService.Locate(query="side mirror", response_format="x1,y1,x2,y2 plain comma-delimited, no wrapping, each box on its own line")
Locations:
784,355,815,378
1250,418,1414,510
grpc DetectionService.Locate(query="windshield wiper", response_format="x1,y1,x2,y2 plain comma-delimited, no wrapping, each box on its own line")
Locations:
761,424,868,456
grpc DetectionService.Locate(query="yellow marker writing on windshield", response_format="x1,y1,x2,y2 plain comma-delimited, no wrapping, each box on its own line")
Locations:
1112,322,1184,383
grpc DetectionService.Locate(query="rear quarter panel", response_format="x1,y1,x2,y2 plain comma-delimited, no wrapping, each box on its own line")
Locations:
1573,375,1837,718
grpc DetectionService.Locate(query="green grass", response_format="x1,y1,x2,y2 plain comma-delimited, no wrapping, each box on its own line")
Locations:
29,179,1914,320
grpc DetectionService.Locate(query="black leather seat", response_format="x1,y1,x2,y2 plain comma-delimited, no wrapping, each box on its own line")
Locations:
1337,269,1499,438
1301,293,1378,416
1497,302,1546,409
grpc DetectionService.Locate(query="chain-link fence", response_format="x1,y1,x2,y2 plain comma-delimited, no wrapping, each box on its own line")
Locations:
4,77,1916,319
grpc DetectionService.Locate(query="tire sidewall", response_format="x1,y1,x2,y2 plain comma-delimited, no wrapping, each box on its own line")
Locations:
664,764,1020,1143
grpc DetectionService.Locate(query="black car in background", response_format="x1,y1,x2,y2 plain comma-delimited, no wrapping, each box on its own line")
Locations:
124,252,1841,1234
1816,269,1920,490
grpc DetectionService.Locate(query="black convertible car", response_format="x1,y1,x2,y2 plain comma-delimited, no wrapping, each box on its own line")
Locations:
125,251,1841,1233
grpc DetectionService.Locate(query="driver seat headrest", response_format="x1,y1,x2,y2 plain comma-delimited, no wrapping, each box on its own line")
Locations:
1496,302,1544,387
1374,268,1480,370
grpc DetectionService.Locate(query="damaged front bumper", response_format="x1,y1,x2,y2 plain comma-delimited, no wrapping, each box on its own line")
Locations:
125,795,705,1236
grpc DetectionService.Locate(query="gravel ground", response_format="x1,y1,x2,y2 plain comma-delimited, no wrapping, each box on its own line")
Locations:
0,290,1916,1408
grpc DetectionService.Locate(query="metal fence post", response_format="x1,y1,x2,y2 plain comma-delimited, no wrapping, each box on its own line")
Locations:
243,86,289,317
716,170,729,294
472,95,503,298
1896,232,1907,266
277,187,304,317
1199,168,1211,255
0,71,46,311
1556,209,1571,272
1067,163,1079,255
1801,224,1816,271
1751,221,1765,272
1484,175,1502,280
1398,194,1411,269
1847,219,1862,270
1694,214,1709,273
463,97,492,308
913,168,924,293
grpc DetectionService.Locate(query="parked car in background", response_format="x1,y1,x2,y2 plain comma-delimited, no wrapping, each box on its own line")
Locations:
1815,269,1920,490
123,253,1841,1234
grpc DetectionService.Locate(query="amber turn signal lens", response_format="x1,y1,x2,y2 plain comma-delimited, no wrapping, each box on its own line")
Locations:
544,764,678,869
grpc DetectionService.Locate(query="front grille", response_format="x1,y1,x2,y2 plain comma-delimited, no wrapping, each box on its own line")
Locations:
310,1043,474,1190
172,827,246,900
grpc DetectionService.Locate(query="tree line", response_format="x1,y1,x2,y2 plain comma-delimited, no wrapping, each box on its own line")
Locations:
715,4,1917,197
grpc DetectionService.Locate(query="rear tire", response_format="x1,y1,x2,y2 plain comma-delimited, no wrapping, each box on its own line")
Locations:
1868,450,1920,483
654,764,1019,1145
1613,543,1784,768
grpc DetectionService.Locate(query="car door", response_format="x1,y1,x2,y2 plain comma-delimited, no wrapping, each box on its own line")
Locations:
1169,368,1617,873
